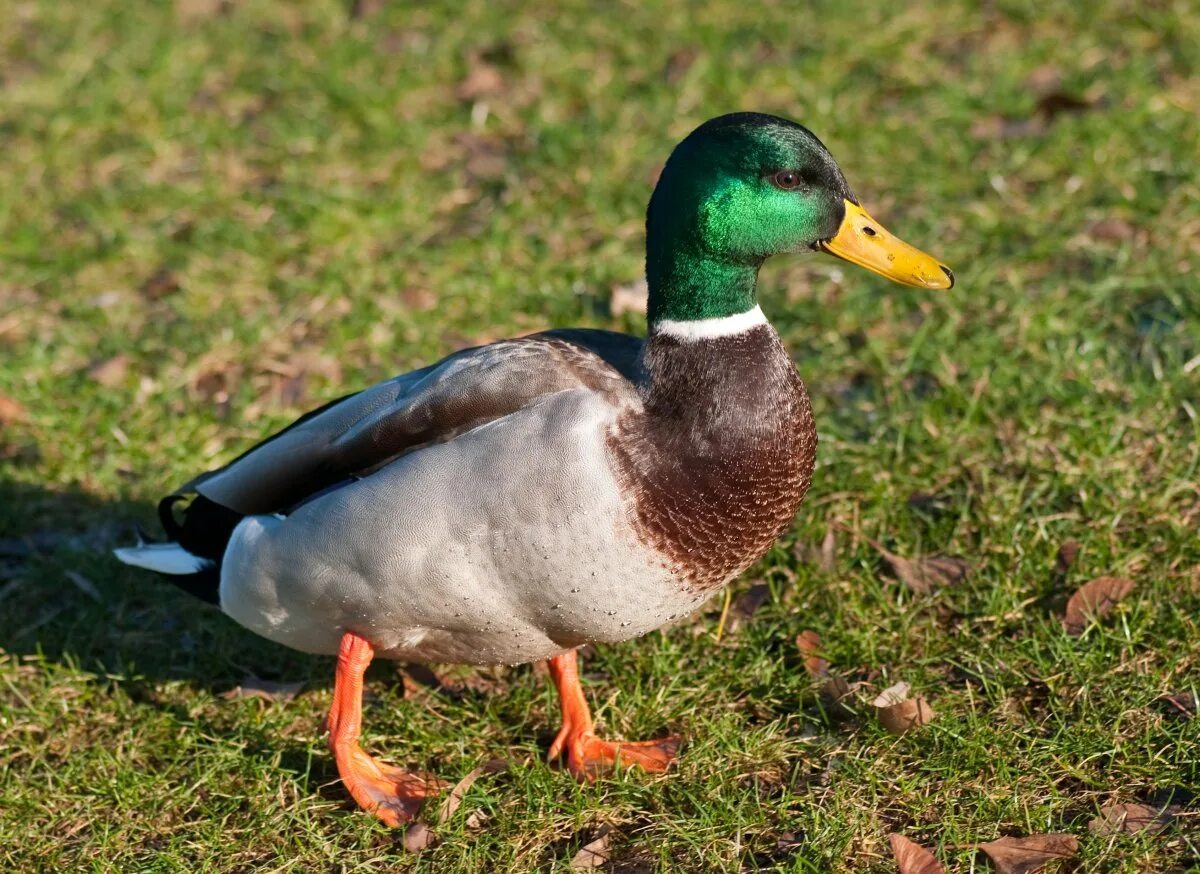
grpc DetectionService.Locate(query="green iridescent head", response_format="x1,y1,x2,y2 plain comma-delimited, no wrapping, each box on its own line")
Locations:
645,113,953,326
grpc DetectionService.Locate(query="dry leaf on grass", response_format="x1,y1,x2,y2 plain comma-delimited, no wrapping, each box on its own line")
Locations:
976,834,1079,873
140,267,181,300
1053,540,1080,576
570,824,613,869
870,541,969,595
1088,802,1178,836
87,354,131,387
1085,217,1137,242
796,630,829,677
724,582,770,634
465,808,491,830
888,834,945,873
1063,576,1135,634
401,759,506,852
349,0,385,19
970,76,1102,140
402,821,437,853
873,682,935,735
0,394,27,426
401,664,444,699
456,58,505,102
437,759,505,824
792,529,836,573
1158,691,1196,719
176,0,227,20
795,629,851,700
663,47,699,84
609,279,648,317
220,676,304,703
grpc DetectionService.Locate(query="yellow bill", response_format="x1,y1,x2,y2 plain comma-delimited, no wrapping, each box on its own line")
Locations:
818,199,954,289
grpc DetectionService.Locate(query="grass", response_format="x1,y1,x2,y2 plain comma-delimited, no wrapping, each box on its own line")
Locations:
1,0,1198,870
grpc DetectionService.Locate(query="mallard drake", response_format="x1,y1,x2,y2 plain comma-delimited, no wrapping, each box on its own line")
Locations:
116,112,952,826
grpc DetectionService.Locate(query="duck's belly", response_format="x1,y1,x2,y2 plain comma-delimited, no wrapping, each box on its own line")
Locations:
218,390,705,665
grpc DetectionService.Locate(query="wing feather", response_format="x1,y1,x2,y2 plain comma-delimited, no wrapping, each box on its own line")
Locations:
185,330,642,515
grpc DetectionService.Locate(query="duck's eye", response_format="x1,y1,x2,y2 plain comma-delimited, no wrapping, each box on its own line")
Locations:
771,170,802,190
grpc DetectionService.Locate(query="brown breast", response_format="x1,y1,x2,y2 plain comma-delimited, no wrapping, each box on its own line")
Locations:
608,325,817,589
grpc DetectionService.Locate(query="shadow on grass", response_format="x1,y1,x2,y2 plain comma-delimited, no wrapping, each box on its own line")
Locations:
0,477,341,693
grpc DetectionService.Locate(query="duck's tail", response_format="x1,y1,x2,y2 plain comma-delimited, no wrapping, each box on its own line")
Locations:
113,493,244,606
113,540,213,575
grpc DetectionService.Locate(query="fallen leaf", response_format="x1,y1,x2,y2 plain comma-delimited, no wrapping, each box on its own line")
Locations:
817,528,836,573
1035,91,1093,120
464,808,491,830
401,759,505,852
1024,64,1063,95
821,674,852,702
907,492,949,515
570,825,613,869
436,758,505,825
873,682,935,735
889,833,945,874
1063,575,1135,634
724,582,770,633
1158,691,1196,719
87,354,131,387
176,0,226,20
1089,801,1177,836
1053,540,1080,576
64,570,102,602
402,821,437,853
436,767,483,824
400,286,438,311
0,394,27,426
140,267,181,300
976,834,1079,873
456,54,505,102
1085,218,1136,242
220,676,305,703
455,132,508,180
796,630,829,677
970,115,1040,140
775,831,803,852
663,48,699,84
609,279,647,317
971,84,1099,141
872,543,970,595
401,664,444,699
350,0,385,19
792,528,836,573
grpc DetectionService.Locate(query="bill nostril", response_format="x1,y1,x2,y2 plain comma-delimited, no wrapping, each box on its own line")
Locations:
862,226,877,237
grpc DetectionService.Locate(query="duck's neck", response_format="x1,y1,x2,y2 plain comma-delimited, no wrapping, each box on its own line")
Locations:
646,243,760,328
640,243,795,437
616,246,816,590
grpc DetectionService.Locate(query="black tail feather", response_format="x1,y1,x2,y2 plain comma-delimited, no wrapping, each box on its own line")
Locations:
167,565,222,605
146,493,245,606
158,493,245,563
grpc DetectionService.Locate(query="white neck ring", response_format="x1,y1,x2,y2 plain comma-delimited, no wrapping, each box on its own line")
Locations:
651,305,768,341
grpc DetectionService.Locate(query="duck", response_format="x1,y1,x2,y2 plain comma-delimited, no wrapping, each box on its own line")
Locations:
115,112,953,827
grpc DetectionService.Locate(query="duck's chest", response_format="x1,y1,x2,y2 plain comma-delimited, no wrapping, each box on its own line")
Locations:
609,326,817,589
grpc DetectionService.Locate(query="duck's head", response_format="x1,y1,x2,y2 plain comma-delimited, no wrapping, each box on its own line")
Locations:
646,112,953,326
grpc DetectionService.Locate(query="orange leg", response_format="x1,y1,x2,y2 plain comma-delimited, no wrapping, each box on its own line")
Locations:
545,648,680,780
327,631,442,826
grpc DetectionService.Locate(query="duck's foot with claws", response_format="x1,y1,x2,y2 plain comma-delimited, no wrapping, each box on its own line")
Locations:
546,648,680,780
328,631,444,826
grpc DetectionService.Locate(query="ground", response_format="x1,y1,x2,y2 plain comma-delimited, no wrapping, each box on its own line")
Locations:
1,1,1198,871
